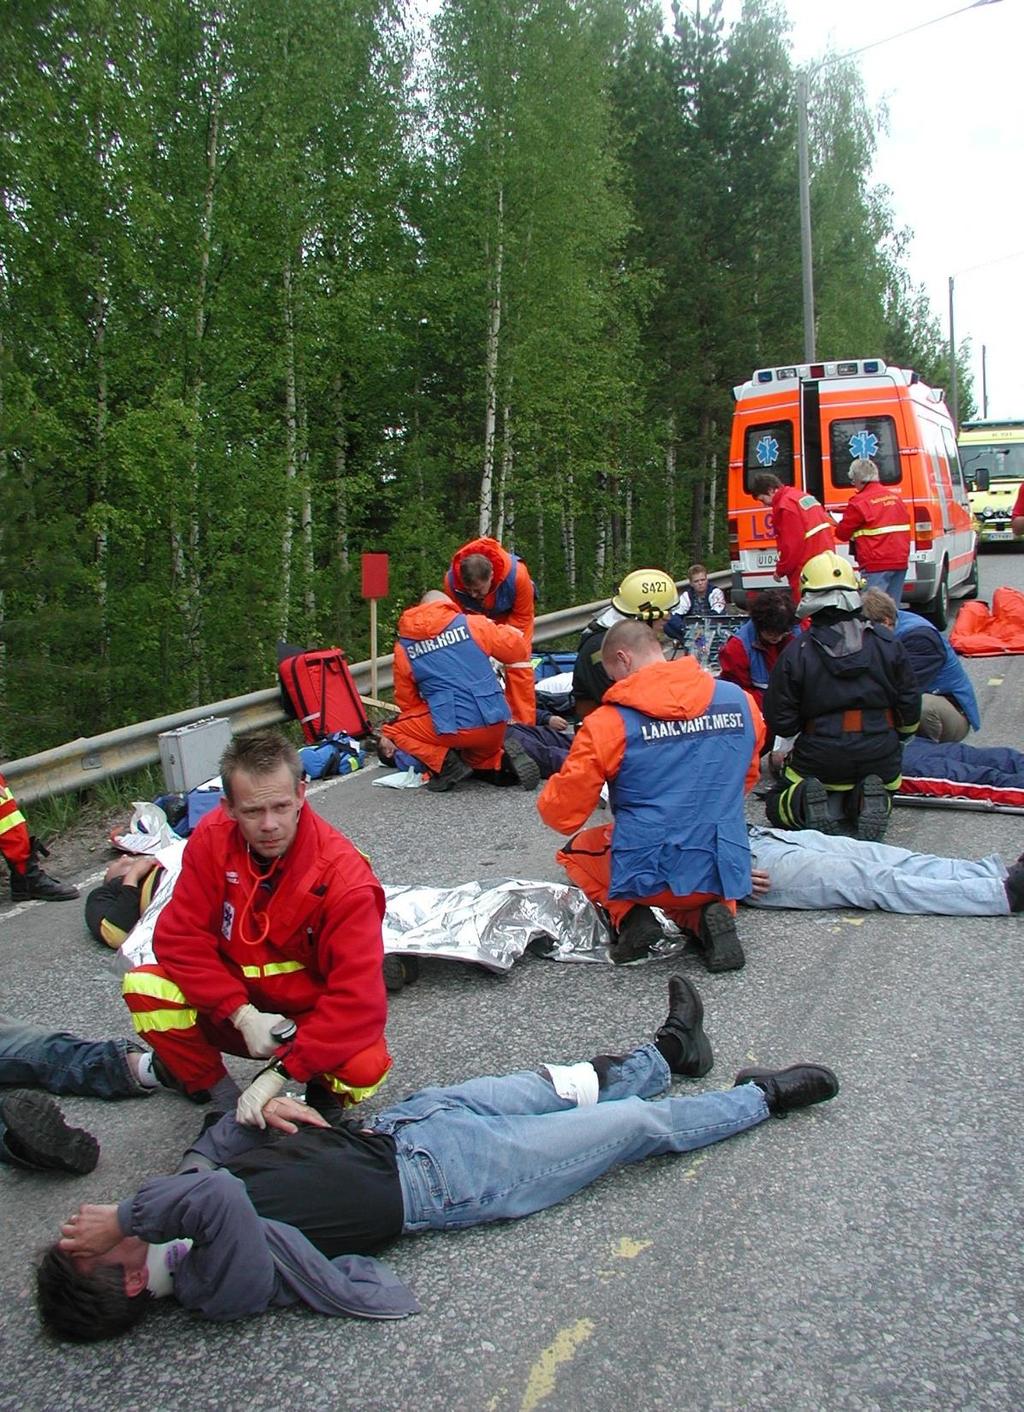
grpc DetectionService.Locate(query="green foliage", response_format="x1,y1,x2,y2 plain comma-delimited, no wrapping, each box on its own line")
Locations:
0,0,961,758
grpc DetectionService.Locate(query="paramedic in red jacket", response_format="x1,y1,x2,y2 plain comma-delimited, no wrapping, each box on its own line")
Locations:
834,457,911,602
381,591,532,792
538,620,764,970
751,473,836,603
445,536,537,723
122,732,390,1122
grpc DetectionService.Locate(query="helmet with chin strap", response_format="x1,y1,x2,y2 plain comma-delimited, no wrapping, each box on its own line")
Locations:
610,570,680,622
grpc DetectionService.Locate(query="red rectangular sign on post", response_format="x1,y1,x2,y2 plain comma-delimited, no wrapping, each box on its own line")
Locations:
361,552,389,600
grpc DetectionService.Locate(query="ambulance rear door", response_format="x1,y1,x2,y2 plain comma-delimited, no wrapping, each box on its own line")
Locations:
728,376,802,602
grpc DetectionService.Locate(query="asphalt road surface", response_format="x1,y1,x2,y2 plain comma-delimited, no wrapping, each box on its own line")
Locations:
2,549,1022,1412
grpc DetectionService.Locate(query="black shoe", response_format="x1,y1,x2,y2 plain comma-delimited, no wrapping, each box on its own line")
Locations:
152,1055,211,1105
9,838,79,902
1004,862,1024,914
383,953,421,992
697,902,745,973
733,1063,839,1116
426,750,474,793
609,905,662,964
856,775,890,842
655,974,713,1077
0,1091,99,1173
503,736,541,791
800,778,837,836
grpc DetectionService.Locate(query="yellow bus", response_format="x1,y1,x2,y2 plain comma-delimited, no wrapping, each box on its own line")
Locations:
958,419,1024,543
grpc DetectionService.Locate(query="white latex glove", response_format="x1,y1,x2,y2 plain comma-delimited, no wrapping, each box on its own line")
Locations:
231,1004,288,1058
236,1067,287,1128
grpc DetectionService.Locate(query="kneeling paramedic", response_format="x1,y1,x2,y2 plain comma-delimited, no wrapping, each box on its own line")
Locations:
121,732,391,1118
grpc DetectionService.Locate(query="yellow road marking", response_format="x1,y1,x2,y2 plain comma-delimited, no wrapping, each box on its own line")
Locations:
520,1319,595,1412
987,677,1004,686
611,1236,651,1259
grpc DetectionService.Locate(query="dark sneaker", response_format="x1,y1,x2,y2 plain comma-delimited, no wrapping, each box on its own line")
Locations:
733,1063,839,1116
426,750,474,793
383,953,421,992
503,736,541,791
609,905,663,965
0,1091,99,1173
655,974,713,1077
856,775,890,842
697,902,745,973
152,1055,211,1105
800,777,838,835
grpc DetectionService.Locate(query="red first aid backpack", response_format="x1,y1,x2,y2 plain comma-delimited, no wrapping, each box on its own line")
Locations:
277,645,371,743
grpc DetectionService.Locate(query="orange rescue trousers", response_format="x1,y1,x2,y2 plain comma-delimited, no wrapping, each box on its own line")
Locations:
380,713,507,775
556,823,735,933
122,964,391,1104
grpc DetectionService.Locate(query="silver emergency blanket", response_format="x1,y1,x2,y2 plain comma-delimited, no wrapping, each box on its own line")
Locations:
381,879,610,971
382,880,691,970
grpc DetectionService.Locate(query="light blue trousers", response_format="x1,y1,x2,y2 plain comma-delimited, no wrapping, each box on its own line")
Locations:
745,827,1009,915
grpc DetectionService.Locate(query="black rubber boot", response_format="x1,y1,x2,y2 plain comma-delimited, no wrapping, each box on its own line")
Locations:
426,750,474,793
654,975,713,1077
697,902,745,973
609,905,663,964
9,838,79,902
733,1064,839,1116
503,737,541,791
854,775,891,842
0,1091,99,1173
383,953,421,992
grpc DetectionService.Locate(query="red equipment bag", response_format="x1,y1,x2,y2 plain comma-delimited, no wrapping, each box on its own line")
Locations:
277,646,371,743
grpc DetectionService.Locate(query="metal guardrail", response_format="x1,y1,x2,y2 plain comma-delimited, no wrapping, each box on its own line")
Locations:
2,573,729,803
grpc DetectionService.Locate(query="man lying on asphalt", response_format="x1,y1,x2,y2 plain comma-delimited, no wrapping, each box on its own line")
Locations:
38,977,837,1341
745,827,1024,916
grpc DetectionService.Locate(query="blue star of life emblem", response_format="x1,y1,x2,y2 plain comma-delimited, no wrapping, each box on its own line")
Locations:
849,430,878,459
755,434,780,467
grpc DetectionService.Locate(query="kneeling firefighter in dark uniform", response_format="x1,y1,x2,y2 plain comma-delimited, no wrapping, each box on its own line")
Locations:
763,552,921,842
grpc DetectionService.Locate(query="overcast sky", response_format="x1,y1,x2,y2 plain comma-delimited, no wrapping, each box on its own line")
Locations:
720,0,1023,420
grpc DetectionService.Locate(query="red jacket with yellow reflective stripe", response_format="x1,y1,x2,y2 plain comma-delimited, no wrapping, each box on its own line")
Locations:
770,485,836,584
151,803,387,1084
835,481,912,571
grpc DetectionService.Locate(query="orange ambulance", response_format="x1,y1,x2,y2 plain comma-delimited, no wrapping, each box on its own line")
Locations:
727,358,978,627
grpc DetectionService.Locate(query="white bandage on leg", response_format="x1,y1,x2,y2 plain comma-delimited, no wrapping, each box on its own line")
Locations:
540,1061,599,1107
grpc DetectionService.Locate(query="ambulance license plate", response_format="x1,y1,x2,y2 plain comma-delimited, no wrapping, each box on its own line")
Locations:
756,551,778,567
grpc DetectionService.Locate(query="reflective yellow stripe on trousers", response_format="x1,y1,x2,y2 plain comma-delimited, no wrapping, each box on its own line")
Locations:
122,970,197,1034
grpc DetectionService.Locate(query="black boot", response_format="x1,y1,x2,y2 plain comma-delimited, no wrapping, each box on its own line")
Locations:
502,737,541,791
9,838,79,902
733,1063,839,1116
609,904,663,964
0,1091,99,1173
654,975,713,1077
426,750,474,793
854,775,890,842
799,778,838,835
383,953,421,992
697,902,745,973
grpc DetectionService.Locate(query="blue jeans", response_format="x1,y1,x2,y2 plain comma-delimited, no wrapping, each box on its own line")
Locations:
0,1017,146,1162
370,1045,769,1232
862,569,907,602
746,827,1009,915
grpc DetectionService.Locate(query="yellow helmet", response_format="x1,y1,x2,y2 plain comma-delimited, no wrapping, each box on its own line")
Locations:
799,551,860,594
611,569,680,621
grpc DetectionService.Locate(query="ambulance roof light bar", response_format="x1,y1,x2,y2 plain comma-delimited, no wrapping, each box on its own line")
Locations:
749,358,888,387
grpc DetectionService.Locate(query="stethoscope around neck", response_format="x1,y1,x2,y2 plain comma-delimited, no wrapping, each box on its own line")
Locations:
237,848,283,947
